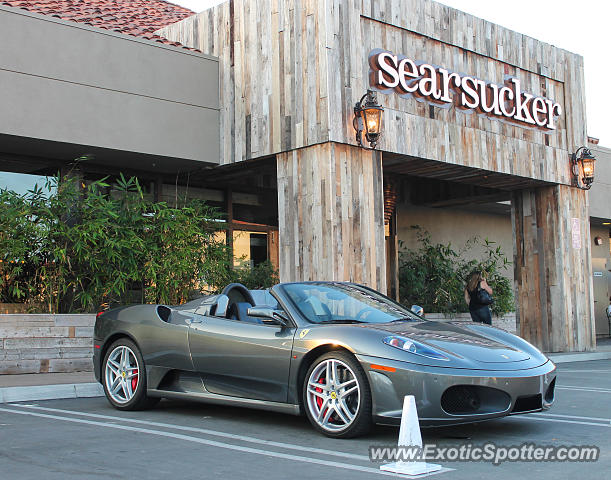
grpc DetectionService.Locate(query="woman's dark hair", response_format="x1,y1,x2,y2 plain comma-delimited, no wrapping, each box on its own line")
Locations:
466,271,483,293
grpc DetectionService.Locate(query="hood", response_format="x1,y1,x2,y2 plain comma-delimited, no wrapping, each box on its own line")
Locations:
360,320,531,366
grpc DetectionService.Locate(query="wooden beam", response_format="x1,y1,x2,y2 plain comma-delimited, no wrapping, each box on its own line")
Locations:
276,143,387,293
512,185,595,352
423,193,511,208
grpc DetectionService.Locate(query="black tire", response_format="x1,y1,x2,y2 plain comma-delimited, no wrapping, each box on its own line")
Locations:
102,338,159,411
302,351,372,438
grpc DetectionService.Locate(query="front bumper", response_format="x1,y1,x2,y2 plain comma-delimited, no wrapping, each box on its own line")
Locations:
357,354,556,426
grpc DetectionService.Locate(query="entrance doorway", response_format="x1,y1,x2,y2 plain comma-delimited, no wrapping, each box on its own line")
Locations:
381,152,597,352
382,153,534,303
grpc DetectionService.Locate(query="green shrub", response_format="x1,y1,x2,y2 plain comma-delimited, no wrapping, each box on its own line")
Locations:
398,226,514,317
0,174,278,312
234,260,280,290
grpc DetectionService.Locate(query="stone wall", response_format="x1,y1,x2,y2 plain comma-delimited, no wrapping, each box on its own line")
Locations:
0,314,95,374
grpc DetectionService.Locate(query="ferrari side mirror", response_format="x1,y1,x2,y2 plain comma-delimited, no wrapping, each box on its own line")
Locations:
247,306,290,326
411,305,424,317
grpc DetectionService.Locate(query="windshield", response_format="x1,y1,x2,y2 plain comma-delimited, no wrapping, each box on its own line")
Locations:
280,282,420,324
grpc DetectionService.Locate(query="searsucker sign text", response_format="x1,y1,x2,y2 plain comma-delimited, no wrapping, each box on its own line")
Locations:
368,48,562,131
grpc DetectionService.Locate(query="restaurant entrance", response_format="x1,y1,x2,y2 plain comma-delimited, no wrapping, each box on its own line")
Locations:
380,153,595,352
159,0,596,352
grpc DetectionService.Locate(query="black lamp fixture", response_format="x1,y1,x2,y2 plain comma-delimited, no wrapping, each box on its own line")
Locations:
353,90,384,149
571,146,596,190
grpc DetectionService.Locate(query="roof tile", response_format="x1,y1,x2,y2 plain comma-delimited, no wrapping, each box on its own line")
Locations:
1,0,195,49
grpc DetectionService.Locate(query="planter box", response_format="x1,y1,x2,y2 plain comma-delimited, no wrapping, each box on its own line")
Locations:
424,312,517,334
0,314,95,374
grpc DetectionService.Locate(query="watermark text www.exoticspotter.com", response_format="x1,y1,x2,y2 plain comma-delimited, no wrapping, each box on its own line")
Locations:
369,443,599,466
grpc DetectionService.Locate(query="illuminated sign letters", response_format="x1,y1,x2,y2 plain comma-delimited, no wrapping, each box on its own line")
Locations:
368,49,562,131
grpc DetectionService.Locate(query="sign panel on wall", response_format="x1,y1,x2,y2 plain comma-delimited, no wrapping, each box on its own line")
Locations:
571,218,581,250
368,49,562,131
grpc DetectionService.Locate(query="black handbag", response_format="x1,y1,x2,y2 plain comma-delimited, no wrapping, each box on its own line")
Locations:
476,286,494,306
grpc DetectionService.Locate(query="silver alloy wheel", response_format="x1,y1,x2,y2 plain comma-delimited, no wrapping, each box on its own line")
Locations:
306,358,361,432
104,345,140,404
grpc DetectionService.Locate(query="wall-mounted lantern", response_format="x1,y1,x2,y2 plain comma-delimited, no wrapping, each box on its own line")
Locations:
571,147,596,190
353,90,384,149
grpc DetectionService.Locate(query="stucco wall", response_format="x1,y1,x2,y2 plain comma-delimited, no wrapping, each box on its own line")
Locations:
0,4,220,164
589,144,611,220
396,203,514,282
591,225,611,336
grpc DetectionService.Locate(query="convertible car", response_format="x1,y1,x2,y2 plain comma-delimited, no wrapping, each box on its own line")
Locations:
93,281,556,438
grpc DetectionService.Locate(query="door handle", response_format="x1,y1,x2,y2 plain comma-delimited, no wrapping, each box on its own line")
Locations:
187,317,203,325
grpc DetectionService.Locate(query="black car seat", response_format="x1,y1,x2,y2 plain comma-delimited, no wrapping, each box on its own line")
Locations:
221,283,256,306
228,302,263,324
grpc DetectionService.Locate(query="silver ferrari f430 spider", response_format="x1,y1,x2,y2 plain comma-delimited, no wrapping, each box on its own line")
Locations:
94,281,556,438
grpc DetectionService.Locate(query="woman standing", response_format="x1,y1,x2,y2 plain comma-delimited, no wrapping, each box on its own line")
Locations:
464,271,493,325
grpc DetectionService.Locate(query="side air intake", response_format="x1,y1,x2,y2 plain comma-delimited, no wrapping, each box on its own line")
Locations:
157,305,172,323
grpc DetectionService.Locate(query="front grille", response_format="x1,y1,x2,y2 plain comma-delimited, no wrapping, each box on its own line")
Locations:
441,385,511,415
512,394,543,413
441,386,481,414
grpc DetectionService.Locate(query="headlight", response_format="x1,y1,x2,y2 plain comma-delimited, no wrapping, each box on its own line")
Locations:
383,335,450,361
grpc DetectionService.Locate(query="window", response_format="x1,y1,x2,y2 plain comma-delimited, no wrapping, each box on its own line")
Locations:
232,231,268,268
0,172,54,196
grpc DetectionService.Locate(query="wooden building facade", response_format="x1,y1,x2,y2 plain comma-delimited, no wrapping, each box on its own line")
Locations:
158,0,595,352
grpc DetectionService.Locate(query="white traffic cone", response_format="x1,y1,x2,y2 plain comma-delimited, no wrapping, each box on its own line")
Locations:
380,395,442,476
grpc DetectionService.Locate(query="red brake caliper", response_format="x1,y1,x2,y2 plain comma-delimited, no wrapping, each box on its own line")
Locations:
316,377,334,422
131,369,138,391
315,377,324,408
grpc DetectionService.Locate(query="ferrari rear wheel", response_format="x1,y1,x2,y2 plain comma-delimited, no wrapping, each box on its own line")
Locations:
103,338,158,410
303,351,372,438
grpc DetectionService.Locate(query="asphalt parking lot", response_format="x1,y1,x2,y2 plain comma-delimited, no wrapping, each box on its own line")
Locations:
1,359,610,480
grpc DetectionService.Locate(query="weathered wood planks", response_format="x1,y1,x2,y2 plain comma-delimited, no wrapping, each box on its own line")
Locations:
276,142,386,291
326,0,586,185
512,185,595,352
158,0,332,166
0,314,95,374
157,0,588,185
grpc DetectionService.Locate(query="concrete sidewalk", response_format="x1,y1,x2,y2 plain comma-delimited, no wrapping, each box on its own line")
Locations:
546,338,611,363
0,372,95,387
0,371,102,403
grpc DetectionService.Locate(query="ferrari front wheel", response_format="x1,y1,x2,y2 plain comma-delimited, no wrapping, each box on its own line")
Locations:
102,338,158,410
303,351,372,438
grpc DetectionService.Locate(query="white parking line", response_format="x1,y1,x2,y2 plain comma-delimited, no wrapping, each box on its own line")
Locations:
521,415,611,428
11,404,368,461
535,413,611,423
0,407,395,477
557,385,611,394
0,406,452,478
558,384,611,391
557,370,611,373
